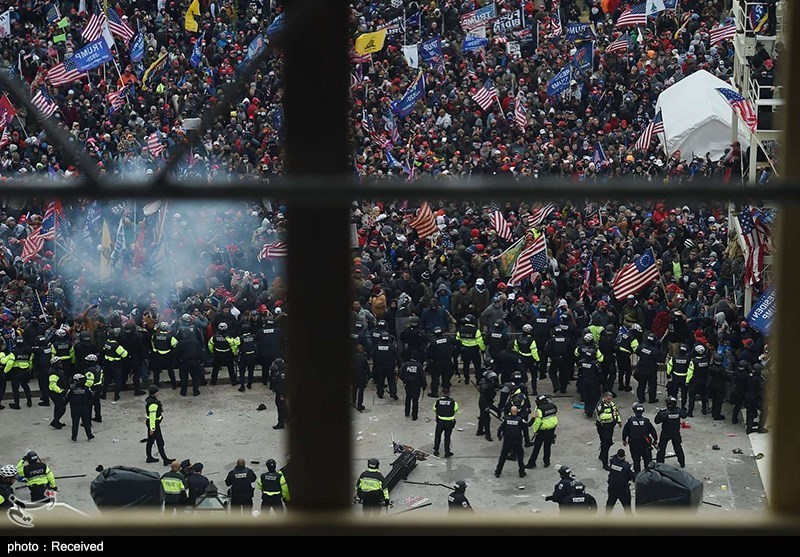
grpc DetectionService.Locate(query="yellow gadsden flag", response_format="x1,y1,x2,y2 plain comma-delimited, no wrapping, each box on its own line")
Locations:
354,29,387,55
185,0,200,32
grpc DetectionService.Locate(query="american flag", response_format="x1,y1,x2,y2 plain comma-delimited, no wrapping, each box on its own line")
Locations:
0,127,9,150
508,230,548,286
606,33,629,54
617,3,647,27
527,203,556,227
612,248,660,300
580,250,594,300
107,84,130,114
361,109,373,136
47,57,87,86
106,5,134,44
257,241,288,261
82,11,107,43
410,202,437,239
634,110,664,150
710,18,736,46
471,79,499,111
717,88,758,133
32,88,58,119
466,61,477,81
147,132,164,157
513,91,526,131
489,205,513,241
736,205,771,285
592,142,607,167
21,201,61,263
547,6,563,37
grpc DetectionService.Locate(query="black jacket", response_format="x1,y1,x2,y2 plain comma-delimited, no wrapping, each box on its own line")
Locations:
225,466,257,498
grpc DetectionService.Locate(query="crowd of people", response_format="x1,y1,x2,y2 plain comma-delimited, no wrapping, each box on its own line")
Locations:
0,0,777,513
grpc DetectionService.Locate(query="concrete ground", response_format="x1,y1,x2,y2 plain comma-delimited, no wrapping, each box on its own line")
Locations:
1,375,768,519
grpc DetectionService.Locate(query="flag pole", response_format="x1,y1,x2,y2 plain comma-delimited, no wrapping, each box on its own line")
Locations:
15,115,30,139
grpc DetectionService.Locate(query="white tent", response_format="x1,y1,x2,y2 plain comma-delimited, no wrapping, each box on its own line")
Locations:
655,70,751,160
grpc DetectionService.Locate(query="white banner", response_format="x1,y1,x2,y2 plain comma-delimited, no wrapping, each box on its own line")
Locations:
402,44,419,69
0,10,11,37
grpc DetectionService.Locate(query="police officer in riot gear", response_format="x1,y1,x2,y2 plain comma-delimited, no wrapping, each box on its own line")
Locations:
256,316,284,385
667,344,694,410
209,322,240,386
33,335,53,406
145,385,174,465
66,373,94,442
687,344,710,417
707,353,727,421
476,370,498,441
545,466,576,507
526,394,558,469
257,459,287,514
531,311,554,380
636,333,664,404
576,333,603,417
606,449,634,513
513,323,539,390
432,394,459,457
174,327,204,397
103,328,129,400
730,360,750,424
655,396,687,467
150,322,177,389
616,324,641,392
447,481,473,512
84,354,104,422
622,402,658,474
270,358,288,430
546,325,573,394
595,392,621,470
745,363,768,434
456,314,484,385
598,325,617,395
426,327,457,397
401,316,428,363
496,340,523,384
48,358,68,429
237,324,258,390
356,458,390,515
486,319,509,361
72,331,97,374
495,406,527,478
561,482,598,512
399,358,427,420
371,331,400,400
50,328,74,376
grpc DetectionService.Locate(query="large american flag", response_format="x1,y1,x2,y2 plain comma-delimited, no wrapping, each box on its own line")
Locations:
410,202,437,238
634,110,664,150
737,206,771,285
147,132,164,157
513,91,526,131
617,3,647,27
47,57,87,86
106,5,134,43
525,203,556,228
606,33,629,54
107,84,130,113
717,88,758,133
508,230,548,287
612,248,660,300
32,88,58,119
21,201,61,263
82,11,107,43
471,79,499,111
710,18,736,46
489,206,513,241
257,241,288,261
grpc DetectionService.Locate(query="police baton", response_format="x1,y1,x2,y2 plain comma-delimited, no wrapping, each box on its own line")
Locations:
403,480,453,490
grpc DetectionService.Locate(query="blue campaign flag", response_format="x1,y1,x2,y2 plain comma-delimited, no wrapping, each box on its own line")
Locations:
566,22,595,41
72,38,114,72
190,37,204,68
747,286,775,334
462,34,488,52
592,142,607,166
418,36,443,68
391,71,425,118
547,65,571,97
266,12,285,39
572,41,594,73
406,11,421,28
130,33,145,63
237,33,268,70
